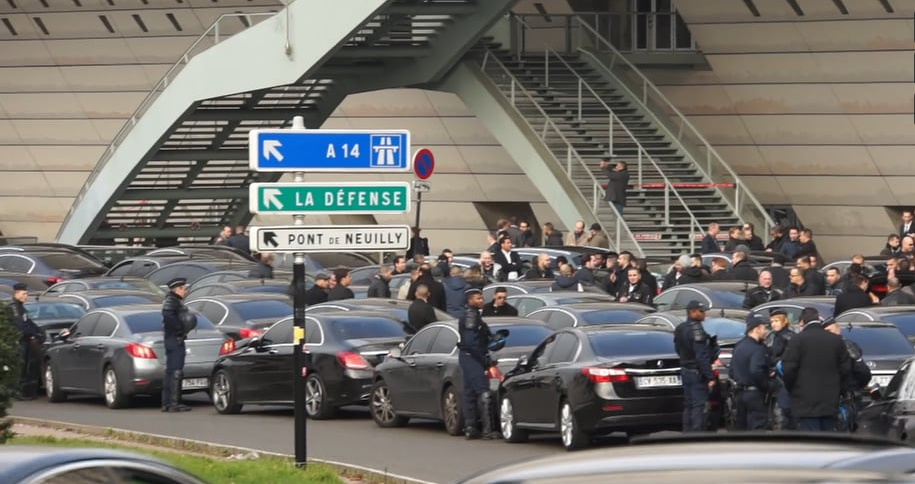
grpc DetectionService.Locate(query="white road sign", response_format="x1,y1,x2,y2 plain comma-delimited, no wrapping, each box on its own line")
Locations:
249,225,411,253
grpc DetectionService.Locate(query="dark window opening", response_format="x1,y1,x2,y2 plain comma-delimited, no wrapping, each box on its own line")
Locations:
106,0,114,5
878,0,894,13
831,0,849,14
742,0,761,16
99,15,114,33
1,18,17,35
132,14,148,32
72,0,82,6
38,0,48,7
237,11,250,27
533,2,549,21
33,16,49,35
472,201,541,248
166,12,182,31
785,0,804,15
6,0,16,9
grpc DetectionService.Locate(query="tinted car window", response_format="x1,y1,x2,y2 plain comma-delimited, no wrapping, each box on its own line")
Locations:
232,300,293,321
579,309,648,325
841,325,915,356
546,333,578,364
499,324,552,347
24,302,86,320
94,280,162,294
0,255,32,272
546,311,576,330
653,291,676,312
589,331,676,358
702,318,747,340
263,319,294,345
709,290,746,309
328,317,410,341
94,295,157,308
883,360,910,400
72,313,100,337
405,327,438,354
92,314,118,337
555,296,609,305
430,328,458,354
124,311,215,333
879,314,915,338
40,253,105,271
305,318,321,344
240,285,288,294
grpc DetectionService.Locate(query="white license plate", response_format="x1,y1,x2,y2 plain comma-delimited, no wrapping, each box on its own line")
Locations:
635,375,682,388
181,378,208,390
869,375,893,388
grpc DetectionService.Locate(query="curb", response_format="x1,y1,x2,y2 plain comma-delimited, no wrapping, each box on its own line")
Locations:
12,417,438,484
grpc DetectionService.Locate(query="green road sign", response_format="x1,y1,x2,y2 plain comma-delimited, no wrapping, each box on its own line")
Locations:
248,182,411,215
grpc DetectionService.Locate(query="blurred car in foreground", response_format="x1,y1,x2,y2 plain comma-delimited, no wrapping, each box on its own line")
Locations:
858,356,915,444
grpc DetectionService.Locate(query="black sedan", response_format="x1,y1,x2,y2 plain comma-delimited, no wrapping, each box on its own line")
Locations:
507,292,615,316
0,249,108,283
0,272,53,290
307,298,450,330
105,255,192,278
858,356,915,444
145,260,257,288
44,304,231,408
42,276,165,296
185,294,293,340
49,289,164,311
653,282,758,311
526,302,656,330
835,305,915,344
835,320,915,390
24,298,87,340
370,317,553,435
210,311,411,419
185,279,291,299
751,296,836,322
500,325,684,450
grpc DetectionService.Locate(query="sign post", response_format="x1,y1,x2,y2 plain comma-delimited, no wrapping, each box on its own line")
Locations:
411,148,435,232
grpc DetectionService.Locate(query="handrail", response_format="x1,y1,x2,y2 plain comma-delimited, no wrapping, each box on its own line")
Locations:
479,50,645,257
541,45,704,251
570,15,776,238
62,11,278,225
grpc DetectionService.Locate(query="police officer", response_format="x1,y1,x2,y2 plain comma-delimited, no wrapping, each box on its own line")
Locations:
729,314,771,430
674,300,716,432
8,283,43,400
765,309,795,430
457,287,497,440
823,319,872,432
161,278,195,412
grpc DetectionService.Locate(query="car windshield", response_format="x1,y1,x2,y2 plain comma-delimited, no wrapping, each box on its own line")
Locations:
496,324,552,347
94,295,157,307
40,253,105,271
327,317,410,341
580,310,649,325
878,314,915,338
23,302,86,321
589,331,675,358
702,318,747,340
709,290,747,308
232,300,293,321
124,311,216,334
841,325,915,356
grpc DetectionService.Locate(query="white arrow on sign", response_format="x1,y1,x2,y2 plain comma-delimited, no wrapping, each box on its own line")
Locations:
263,140,284,162
263,188,284,210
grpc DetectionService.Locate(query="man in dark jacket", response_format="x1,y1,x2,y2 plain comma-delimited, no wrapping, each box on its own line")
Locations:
824,318,872,432
600,158,629,214
518,221,535,248
780,308,852,431
701,223,721,254
9,283,43,400
727,247,758,282
443,266,470,318
161,278,192,412
834,275,875,315
542,222,563,247
407,265,446,311
524,254,554,280
327,268,355,301
742,223,765,251
366,266,393,298
407,285,438,332
768,254,791,291
482,287,519,317
406,227,429,261
618,267,654,305
785,267,817,298
742,270,783,309
824,267,845,296
551,264,581,292
680,254,711,285
225,226,250,255
248,252,274,279
303,273,329,306
796,256,825,296
881,277,915,306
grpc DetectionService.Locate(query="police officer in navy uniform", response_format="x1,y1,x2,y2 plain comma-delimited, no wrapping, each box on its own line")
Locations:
765,309,795,429
161,278,195,412
8,283,43,400
457,287,497,439
674,300,716,432
729,314,771,430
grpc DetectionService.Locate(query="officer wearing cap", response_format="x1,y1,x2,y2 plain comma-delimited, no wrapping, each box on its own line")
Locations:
674,300,716,432
765,309,795,429
456,287,497,440
8,283,43,400
729,314,771,430
161,278,193,412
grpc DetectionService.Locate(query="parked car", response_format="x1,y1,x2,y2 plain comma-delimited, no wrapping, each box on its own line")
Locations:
834,320,915,390
210,311,411,419
526,302,656,330
24,298,87,340
145,260,257,288
307,298,450,331
48,290,164,311
44,304,231,408
42,276,165,296
751,296,836,322
145,245,255,263
506,292,614,316
185,279,292,299
0,272,53,291
105,255,193,278
653,282,757,311
0,249,108,284
370,317,552,435
185,294,293,340
499,325,684,450
858,356,915,443
835,306,915,344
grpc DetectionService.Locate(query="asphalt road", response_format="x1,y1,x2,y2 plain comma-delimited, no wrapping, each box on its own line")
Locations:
10,394,632,484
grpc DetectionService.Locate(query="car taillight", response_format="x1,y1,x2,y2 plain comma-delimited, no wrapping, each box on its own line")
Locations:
46,276,63,285
337,351,370,370
485,366,503,381
219,339,236,355
870,285,887,293
238,328,263,339
125,343,157,359
582,366,629,383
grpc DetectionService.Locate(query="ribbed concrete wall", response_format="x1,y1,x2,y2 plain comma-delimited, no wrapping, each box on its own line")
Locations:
653,0,915,260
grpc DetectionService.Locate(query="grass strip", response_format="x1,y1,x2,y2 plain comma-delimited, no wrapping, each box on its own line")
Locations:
10,435,343,484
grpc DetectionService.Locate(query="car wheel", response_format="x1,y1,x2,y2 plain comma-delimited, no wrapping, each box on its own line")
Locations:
441,385,464,436
103,366,130,409
559,400,588,451
44,360,66,403
304,374,337,420
500,395,528,443
370,379,408,428
211,370,242,414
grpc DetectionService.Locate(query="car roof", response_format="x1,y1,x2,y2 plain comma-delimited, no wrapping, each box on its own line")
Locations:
425,317,548,330
848,305,915,314
0,446,198,484
655,308,750,319
312,298,411,308
576,323,673,334
760,296,836,304
58,289,159,299
86,303,162,315
189,293,290,302
542,302,654,312
514,291,610,300
306,310,403,322
672,281,757,291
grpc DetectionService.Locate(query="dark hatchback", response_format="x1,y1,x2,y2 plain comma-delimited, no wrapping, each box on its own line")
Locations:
858,356,915,444
210,311,411,419
836,306,915,345
499,325,683,450
370,318,552,436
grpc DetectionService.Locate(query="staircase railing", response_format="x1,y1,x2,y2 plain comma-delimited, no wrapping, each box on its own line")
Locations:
478,50,645,257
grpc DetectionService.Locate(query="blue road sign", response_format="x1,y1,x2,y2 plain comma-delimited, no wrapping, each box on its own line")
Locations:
248,129,411,172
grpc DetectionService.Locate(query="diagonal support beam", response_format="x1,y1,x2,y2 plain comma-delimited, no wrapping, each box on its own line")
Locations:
120,188,248,200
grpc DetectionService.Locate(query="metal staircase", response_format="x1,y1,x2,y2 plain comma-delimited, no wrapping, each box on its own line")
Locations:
58,0,515,246
467,14,773,257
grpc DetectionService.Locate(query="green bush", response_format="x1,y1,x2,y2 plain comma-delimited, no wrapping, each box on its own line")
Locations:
0,302,20,443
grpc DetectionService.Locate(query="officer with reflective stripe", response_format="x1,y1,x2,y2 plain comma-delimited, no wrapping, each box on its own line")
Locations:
730,314,771,430
674,300,715,432
765,309,795,429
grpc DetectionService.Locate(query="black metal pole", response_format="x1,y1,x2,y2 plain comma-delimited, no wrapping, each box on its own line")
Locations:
293,257,307,467
414,190,422,231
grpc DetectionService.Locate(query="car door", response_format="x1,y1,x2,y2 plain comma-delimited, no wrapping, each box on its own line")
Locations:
59,313,99,391
388,327,438,414
82,312,118,392
258,319,295,402
510,336,557,424
419,327,459,415
530,332,579,424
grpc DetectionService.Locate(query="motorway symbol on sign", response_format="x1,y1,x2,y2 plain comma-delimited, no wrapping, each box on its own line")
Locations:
412,148,435,180
248,129,411,172
249,225,411,253
249,182,411,215
412,180,431,193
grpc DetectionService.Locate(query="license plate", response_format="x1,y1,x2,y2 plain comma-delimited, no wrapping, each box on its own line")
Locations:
869,375,893,388
181,378,208,390
635,375,681,388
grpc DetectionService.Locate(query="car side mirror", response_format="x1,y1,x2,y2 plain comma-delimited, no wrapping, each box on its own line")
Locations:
56,329,70,341
388,347,402,359
517,354,529,368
